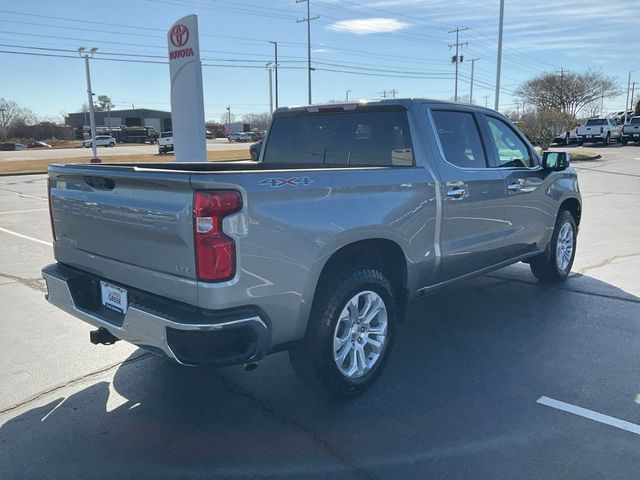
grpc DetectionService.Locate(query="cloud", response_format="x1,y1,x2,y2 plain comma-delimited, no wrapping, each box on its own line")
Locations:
326,18,410,35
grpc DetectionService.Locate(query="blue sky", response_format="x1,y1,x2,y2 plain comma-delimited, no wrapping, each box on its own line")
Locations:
1,0,638,122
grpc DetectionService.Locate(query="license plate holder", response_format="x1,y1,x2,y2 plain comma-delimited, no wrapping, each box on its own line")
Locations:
100,281,128,314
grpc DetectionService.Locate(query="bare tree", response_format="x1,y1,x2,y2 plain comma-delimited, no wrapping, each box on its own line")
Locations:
0,98,36,129
241,112,272,130
515,70,621,117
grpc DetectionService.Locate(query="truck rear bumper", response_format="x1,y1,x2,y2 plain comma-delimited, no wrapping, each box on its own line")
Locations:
42,263,270,367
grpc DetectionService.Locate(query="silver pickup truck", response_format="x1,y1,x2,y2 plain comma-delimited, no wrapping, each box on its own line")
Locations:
42,99,581,396
621,117,640,145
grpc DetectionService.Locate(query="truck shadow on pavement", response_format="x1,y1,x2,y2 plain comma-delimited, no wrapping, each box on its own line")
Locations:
2,264,640,479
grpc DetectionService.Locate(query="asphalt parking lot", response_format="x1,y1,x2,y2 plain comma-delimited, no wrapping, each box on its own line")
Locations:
1,146,639,479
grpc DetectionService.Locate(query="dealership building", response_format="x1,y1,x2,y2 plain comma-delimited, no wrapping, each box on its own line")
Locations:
65,108,172,133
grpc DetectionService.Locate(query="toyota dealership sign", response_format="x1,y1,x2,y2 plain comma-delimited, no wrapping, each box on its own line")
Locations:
167,15,206,162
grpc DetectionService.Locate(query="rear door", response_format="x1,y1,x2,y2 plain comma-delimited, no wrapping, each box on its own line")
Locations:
429,107,509,281
479,113,550,259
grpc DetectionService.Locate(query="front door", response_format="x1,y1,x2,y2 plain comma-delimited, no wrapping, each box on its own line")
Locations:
480,114,551,259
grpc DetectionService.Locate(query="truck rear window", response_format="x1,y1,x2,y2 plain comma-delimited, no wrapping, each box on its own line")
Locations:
263,109,413,167
585,119,607,126
629,118,640,125
161,132,173,138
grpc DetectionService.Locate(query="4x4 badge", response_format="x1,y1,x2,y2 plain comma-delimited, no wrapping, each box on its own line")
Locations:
259,177,313,188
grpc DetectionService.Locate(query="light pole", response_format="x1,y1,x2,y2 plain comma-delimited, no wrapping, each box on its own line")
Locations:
495,0,505,111
469,58,479,104
345,89,351,101
78,47,99,163
624,72,634,124
226,106,231,125
269,41,279,109
266,63,274,114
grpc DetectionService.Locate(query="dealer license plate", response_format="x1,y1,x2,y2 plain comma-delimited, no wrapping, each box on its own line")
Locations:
100,281,128,314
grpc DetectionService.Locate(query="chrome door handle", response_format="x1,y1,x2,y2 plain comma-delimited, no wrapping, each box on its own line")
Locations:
446,187,467,198
507,183,521,192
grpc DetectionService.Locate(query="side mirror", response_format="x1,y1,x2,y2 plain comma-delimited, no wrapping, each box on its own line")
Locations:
542,151,570,171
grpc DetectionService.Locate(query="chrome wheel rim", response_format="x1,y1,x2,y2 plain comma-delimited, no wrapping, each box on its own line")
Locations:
556,222,574,272
333,290,388,379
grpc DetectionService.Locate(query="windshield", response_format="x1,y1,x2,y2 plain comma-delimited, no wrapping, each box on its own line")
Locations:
264,109,413,166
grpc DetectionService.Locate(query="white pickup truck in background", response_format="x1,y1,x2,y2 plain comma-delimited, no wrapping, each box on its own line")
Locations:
621,117,640,145
157,131,174,154
576,118,621,145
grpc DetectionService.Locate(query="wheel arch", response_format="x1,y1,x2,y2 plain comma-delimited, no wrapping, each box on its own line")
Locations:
560,197,581,226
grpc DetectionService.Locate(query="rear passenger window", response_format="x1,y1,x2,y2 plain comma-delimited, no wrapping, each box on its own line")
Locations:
431,111,487,168
263,109,413,166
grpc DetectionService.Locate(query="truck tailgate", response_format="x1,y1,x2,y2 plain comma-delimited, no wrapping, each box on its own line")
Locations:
48,164,197,303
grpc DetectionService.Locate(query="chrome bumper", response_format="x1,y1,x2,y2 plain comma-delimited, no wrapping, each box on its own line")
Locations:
42,263,269,366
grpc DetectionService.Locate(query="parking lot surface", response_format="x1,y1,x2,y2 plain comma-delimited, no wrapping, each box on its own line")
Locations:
1,146,639,479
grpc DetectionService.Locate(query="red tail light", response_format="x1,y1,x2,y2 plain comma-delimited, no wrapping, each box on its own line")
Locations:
193,190,242,282
47,179,56,241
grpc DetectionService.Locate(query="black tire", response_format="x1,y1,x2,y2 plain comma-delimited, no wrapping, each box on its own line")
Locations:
109,142,115,147
530,210,577,283
603,133,610,145
577,141,583,146
289,267,397,398
564,133,570,145
250,149,258,161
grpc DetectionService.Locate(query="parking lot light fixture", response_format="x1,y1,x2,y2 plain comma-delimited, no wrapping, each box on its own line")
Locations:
78,47,100,163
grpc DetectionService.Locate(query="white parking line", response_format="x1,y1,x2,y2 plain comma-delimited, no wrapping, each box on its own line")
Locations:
0,208,48,215
0,226,52,247
537,396,640,436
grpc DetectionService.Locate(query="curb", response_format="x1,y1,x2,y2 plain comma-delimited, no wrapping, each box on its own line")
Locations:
0,170,48,177
570,154,602,161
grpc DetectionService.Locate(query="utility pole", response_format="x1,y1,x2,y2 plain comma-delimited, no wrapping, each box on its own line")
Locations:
0,108,6,141
469,58,479,104
380,90,388,99
226,106,231,125
107,103,111,135
78,47,99,163
624,71,634,124
484,95,490,108
559,68,565,112
268,41,279,109
448,26,468,102
630,81,636,116
296,0,319,105
266,63,274,114
495,0,505,111
600,86,605,116
345,89,351,101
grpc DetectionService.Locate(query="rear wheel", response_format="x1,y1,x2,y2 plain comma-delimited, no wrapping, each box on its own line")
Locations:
603,133,610,145
109,142,115,147
289,267,397,398
530,210,577,283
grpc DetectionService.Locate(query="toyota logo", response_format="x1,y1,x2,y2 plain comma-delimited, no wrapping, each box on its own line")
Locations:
170,24,189,48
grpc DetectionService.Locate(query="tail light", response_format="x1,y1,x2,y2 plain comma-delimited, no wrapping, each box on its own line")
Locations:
47,179,56,241
193,190,242,282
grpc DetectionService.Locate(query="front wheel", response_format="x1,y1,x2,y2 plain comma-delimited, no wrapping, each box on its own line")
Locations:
289,268,397,397
530,210,577,283
109,142,115,147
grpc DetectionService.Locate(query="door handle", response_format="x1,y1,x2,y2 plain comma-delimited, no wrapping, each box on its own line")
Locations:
507,182,521,192
446,181,467,198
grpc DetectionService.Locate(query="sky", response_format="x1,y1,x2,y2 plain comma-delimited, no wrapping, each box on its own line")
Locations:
1,0,638,123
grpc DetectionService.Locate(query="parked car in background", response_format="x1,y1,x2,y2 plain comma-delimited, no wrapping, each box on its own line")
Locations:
206,130,214,139
621,117,640,145
15,143,26,151
228,132,251,142
576,118,621,145
249,140,263,160
83,136,116,148
554,126,579,145
43,99,582,396
157,131,174,154
27,141,51,148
